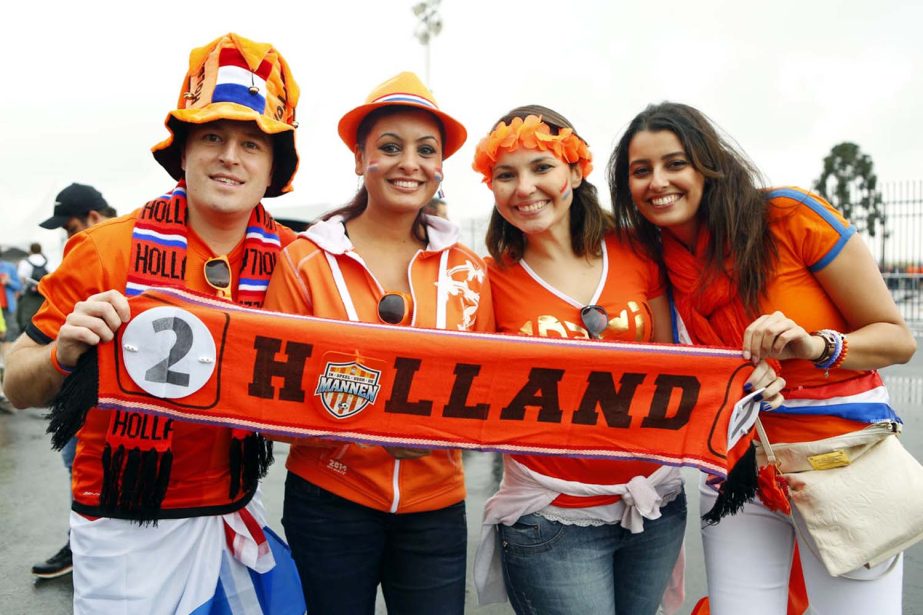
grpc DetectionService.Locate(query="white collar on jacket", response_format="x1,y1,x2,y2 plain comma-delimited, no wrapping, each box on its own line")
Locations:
301,213,460,255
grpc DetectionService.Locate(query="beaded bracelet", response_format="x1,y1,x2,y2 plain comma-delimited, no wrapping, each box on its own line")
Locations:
50,344,75,377
829,334,849,371
810,329,837,364
812,329,844,378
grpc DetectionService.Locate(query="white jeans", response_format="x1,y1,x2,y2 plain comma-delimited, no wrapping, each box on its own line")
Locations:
699,476,903,615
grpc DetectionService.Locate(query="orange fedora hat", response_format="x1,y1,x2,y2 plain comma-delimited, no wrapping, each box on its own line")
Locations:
152,33,301,197
337,71,467,159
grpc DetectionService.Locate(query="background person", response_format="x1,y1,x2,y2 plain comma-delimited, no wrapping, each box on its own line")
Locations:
38,183,113,238
17,242,51,334
26,192,117,580
0,247,22,412
4,33,305,614
608,101,916,614
264,71,493,615
423,195,448,219
0,248,23,356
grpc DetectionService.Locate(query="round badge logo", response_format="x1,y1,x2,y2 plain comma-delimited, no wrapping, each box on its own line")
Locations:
121,306,217,399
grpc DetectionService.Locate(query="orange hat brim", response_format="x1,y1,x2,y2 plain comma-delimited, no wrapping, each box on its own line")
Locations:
338,101,467,159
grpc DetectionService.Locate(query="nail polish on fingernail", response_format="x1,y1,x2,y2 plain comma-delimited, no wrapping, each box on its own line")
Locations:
754,393,763,402
760,401,773,412
743,382,753,393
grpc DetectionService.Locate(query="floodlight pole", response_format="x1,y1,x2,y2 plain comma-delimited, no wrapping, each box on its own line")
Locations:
412,0,443,84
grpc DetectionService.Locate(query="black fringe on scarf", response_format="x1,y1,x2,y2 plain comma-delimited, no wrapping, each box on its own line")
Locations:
701,443,758,525
99,443,174,525
228,434,274,499
47,347,99,450
46,346,273,522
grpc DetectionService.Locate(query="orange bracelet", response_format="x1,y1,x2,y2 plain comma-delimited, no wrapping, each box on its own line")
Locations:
829,334,849,370
50,344,74,376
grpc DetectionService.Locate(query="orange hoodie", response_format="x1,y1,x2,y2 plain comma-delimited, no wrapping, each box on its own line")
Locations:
263,215,494,512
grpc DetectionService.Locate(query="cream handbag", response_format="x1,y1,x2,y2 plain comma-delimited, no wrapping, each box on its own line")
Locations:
755,420,923,577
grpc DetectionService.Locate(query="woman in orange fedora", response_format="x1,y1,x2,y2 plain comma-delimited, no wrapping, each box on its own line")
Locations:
264,71,493,614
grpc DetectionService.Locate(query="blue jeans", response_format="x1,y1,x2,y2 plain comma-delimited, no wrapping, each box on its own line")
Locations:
61,436,77,473
282,472,467,615
500,491,687,615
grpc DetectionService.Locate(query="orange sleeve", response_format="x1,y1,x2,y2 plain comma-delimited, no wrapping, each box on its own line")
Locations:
30,229,122,343
768,188,854,272
473,266,496,333
276,222,299,248
262,241,330,445
263,241,313,316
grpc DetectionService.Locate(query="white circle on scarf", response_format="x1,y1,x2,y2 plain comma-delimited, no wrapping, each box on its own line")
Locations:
121,306,217,399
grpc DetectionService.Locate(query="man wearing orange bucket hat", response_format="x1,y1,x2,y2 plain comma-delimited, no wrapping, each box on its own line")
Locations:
263,71,492,614
4,33,305,614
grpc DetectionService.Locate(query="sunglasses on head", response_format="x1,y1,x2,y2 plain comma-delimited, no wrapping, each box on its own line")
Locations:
378,292,413,326
204,255,232,300
580,304,609,339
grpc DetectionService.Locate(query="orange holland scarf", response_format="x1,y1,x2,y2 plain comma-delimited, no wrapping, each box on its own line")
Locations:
52,287,760,503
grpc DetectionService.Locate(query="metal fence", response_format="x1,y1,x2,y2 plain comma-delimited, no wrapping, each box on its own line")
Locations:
859,181,923,334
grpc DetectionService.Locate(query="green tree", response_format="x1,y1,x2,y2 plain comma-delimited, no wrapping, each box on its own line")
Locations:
814,142,886,237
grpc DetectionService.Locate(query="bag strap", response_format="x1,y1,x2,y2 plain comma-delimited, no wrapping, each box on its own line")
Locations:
754,417,777,466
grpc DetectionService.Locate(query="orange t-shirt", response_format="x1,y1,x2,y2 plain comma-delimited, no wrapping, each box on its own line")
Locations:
751,188,872,443
489,233,666,508
30,210,296,517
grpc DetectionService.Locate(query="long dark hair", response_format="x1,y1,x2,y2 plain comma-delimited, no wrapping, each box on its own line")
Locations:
484,104,613,264
607,102,776,313
323,107,447,243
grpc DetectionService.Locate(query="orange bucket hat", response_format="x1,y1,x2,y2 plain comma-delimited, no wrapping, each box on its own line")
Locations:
337,71,467,159
152,33,300,197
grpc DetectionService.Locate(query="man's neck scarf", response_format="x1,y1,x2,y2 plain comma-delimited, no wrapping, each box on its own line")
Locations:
51,287,763,524
60,182,281,522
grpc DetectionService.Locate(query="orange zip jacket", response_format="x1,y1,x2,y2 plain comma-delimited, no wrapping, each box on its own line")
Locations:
263,214,494,513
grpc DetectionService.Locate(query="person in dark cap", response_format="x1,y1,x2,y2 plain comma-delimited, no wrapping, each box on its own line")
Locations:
28,192,117,580
40,183,115,238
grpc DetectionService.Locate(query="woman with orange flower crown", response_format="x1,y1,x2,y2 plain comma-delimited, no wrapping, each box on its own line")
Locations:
263,72,493,614
470,105,784,615
608,102,916,614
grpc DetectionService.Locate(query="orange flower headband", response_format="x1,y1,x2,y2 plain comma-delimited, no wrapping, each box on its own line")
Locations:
472,114,593,186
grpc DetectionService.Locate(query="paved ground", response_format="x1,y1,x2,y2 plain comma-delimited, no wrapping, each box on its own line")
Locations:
1,352,921,614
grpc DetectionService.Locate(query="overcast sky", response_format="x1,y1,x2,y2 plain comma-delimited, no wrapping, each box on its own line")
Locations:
2,0,921,260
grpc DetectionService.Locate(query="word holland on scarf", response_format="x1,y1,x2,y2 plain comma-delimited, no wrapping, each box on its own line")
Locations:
62,288,762,480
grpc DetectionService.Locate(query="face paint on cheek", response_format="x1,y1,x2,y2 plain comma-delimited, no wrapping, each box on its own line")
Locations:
366,160,380,174
434,167,443,183
559,178,571,200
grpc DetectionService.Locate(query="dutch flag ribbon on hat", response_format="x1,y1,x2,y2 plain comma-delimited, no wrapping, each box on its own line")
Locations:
373,92,438,110
214,48,273,113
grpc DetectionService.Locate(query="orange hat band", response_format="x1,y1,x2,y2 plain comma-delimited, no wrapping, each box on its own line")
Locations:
370,92,438,109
